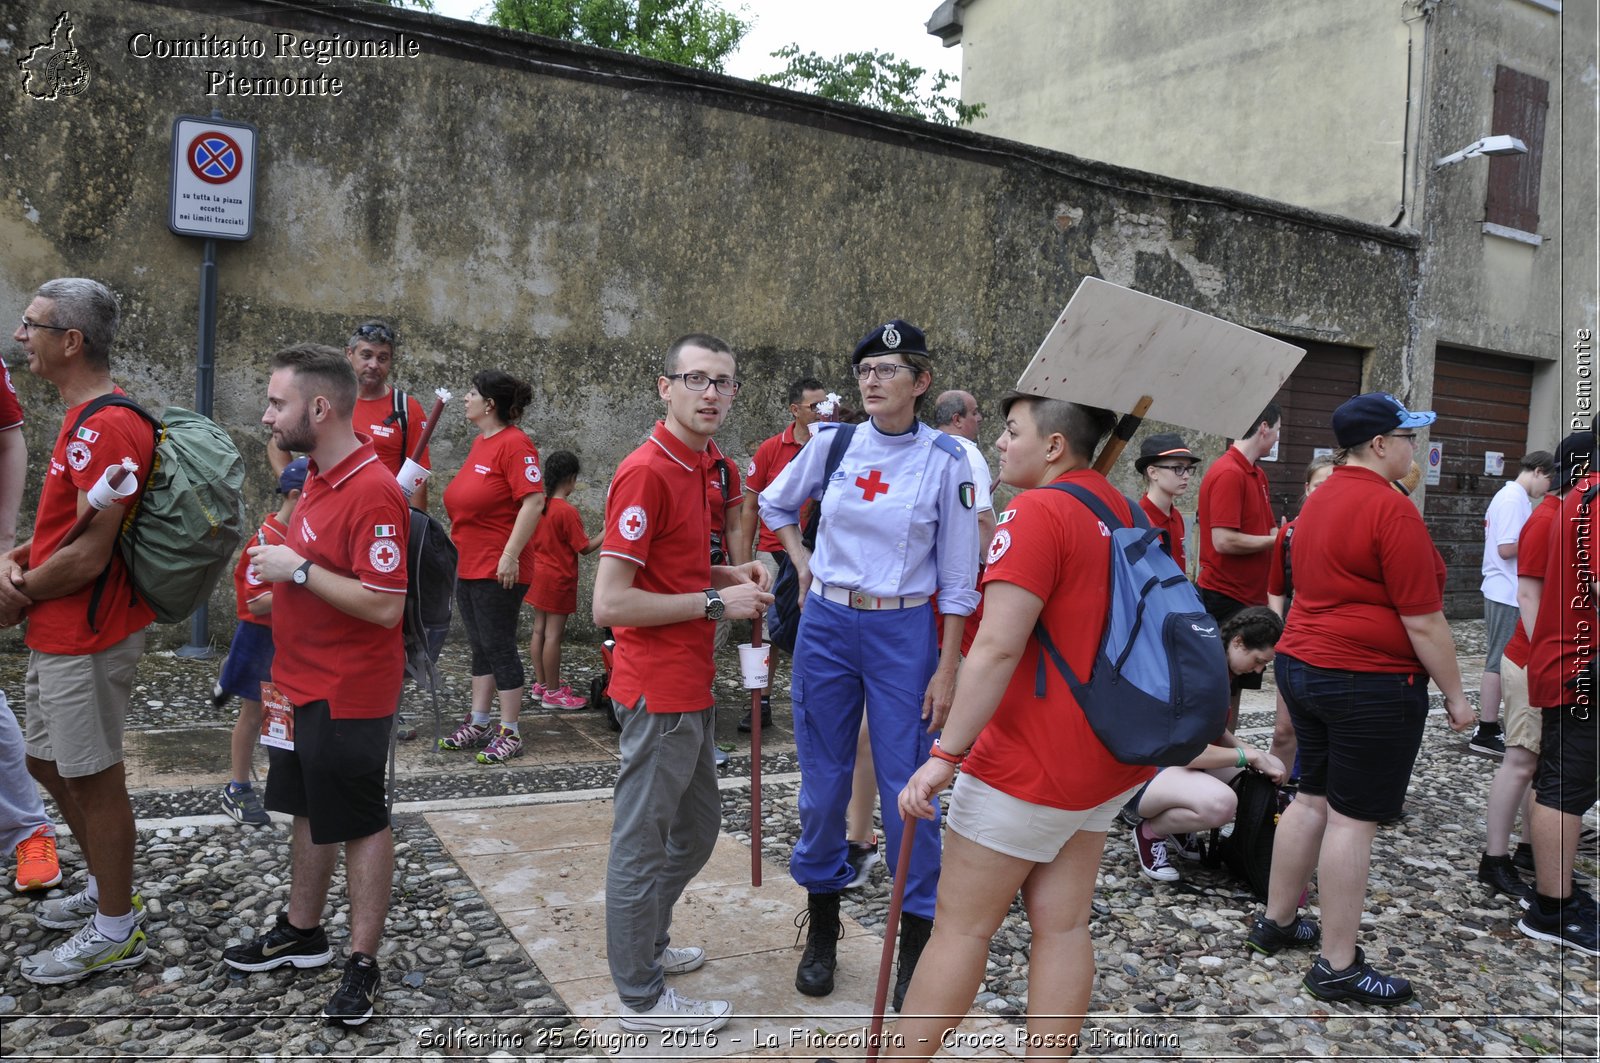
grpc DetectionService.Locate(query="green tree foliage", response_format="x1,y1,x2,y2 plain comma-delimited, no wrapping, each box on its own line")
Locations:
366,0,437,11
488,0,748,72
758,44,984,127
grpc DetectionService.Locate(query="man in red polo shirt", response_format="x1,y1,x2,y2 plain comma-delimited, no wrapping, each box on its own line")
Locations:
1198,403,1283,719
593,334,772,1034
737,376,826,730
270,319,431,510
223,344,409,1026
1517,430,1599,956
7,279,152,986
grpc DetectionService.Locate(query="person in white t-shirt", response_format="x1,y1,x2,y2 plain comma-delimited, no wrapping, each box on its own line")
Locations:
1471,451,1553,756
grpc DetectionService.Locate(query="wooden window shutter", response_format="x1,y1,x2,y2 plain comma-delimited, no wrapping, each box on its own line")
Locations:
1485,65,1548,233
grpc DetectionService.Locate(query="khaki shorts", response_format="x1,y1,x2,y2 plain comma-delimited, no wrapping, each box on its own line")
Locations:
24,630,146,778
1500,657,1539,754
947,773,1140,863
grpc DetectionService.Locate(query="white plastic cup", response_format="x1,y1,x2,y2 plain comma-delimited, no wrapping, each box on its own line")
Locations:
737,643,770,689
87,462,139,510
396,457,431,500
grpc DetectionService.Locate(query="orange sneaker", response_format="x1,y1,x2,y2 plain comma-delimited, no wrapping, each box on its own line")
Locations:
15,825,62,892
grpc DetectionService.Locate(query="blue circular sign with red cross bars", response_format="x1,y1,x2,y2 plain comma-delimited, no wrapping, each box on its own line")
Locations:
188,130,243,184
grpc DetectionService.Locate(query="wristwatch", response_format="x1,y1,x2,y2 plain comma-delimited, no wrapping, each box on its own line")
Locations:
292,559,314,586
703,588,724,622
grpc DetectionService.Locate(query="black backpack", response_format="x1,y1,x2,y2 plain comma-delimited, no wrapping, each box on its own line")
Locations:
1210,770,1284,900
765,424,855,653
404,507,457,744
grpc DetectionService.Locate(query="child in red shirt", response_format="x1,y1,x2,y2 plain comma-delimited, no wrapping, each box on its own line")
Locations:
217,458,307,826
526,451,601,709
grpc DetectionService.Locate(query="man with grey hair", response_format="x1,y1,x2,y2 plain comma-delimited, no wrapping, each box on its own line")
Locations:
4,278,155,984
270,320,432,511
933,390,996,565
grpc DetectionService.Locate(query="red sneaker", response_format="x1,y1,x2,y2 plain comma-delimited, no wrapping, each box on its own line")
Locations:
15,825,63,892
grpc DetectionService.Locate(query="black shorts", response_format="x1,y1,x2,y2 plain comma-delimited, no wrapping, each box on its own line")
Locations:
1534,704,1599,816
1276,654,1428,822
1200,587,1263,690
264,700,391,845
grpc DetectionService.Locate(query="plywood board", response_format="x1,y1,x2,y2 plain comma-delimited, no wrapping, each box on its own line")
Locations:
1014,277,1306,439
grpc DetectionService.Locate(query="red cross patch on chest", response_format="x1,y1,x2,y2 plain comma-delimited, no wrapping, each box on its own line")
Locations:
856,469,890,501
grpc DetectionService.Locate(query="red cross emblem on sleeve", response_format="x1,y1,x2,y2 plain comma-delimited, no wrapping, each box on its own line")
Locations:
856,469,890,501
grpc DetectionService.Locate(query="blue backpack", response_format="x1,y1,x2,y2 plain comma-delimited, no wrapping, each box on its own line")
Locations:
1032,483,1230,766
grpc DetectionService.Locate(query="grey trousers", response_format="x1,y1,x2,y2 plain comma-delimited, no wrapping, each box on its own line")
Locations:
605,698,721,1010
0,689,50,852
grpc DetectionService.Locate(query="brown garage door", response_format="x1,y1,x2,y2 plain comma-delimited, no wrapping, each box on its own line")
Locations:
1427,348,1535,618
1260,341,1366,520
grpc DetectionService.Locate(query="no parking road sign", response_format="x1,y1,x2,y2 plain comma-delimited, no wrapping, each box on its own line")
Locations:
170,116,257,240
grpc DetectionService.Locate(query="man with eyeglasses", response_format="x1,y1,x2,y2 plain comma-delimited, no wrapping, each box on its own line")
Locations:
1135,432,1203,573
737,376,828,730
5,279,154,985
593,334,772,1034
269,320,431,511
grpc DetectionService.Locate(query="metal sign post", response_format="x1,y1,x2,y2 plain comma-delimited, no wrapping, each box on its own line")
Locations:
170,112,257,658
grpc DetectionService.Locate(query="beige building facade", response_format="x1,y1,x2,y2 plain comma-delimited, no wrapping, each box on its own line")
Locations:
931,0,1596,614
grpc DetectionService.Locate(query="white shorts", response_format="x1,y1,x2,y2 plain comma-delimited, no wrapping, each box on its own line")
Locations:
947,773,1141,863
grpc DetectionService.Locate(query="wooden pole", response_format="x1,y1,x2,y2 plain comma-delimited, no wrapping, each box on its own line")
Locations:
1092,394,1154,474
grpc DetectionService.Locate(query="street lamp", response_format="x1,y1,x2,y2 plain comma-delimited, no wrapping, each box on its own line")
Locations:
1433,134,1529,169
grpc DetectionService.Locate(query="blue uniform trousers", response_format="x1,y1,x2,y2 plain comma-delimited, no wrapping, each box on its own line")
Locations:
789,594,941,919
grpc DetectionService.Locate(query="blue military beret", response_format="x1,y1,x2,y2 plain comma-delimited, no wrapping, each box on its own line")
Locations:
851,319,929,364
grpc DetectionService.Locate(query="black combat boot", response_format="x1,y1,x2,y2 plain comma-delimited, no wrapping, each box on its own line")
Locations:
794,891,842,996
891,913,934,1011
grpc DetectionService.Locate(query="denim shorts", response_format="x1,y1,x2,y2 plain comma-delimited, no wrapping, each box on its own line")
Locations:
1275,653,1429,822
218,620,275,702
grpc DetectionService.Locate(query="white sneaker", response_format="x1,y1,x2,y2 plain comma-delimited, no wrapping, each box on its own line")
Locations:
659,945,706,975
619,987,731,1032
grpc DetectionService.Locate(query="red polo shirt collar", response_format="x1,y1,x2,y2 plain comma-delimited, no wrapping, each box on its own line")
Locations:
310,434,382,488
647,420,714,473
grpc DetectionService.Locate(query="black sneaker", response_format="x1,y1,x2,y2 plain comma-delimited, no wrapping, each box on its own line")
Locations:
738,694,773,733
1517,897,1600,956
1468,724,1505,756
843,837,880,889
210,678,232,710
223,913,333,972
323,952,381,1026
1476,852,1532,905
1302,947,1414,1006
1245,912,1322,956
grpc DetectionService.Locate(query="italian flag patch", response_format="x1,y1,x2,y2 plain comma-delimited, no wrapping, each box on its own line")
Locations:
75,426,99,443
373,524,397,537
958,482,976,509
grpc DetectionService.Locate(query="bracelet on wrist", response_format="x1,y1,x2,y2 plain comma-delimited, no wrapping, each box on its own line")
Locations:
928,738,969,766
1236,746,1249,769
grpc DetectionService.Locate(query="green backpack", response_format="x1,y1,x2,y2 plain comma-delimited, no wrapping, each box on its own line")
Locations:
72,395,247,628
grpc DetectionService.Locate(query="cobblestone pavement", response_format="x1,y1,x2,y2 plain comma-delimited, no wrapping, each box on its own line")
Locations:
0,624,1596,1060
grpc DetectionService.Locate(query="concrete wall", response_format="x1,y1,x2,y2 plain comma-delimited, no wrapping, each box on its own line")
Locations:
1,0,1416,644
947,0,1411,225
1411,0,1585,445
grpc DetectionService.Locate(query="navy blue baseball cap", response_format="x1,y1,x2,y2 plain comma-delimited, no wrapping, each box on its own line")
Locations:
277,456,309,494
1554,427,1596,491
851,319,929,364
1331,393,1436,448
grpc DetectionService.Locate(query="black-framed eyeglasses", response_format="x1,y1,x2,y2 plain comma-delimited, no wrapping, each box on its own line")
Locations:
1151,464,1196,475
668,372,741,396
852,363,919,381
352,322,395,345
1389,432,1419,442
20,317,69,335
